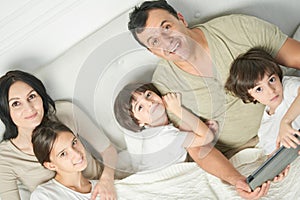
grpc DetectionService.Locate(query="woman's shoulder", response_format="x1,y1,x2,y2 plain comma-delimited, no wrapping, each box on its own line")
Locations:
0,140,14,155
0,140,36,165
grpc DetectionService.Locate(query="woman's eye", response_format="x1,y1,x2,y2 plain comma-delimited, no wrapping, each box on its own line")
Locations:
28,93,36,100
255,87,263,93
11,101,20,107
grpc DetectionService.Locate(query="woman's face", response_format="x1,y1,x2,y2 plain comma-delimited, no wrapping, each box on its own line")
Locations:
8,81,44,132
47,131,87,173
131,90,168,127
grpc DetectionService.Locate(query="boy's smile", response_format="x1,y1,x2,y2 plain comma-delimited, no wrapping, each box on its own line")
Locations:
131,90,168,127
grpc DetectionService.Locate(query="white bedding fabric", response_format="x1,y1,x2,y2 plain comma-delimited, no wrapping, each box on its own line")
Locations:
114,148,300,200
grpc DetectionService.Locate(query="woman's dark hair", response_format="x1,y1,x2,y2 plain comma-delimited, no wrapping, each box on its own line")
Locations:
114,83,161,132
225,47,283,103
32,119,73,166
0,70,56,140
128,0,178,48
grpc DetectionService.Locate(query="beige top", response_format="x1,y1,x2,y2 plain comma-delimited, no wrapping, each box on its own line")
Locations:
0,101,109,200
152,14,288,155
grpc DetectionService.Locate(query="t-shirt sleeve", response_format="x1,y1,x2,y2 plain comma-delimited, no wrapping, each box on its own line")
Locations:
204,14,287,58
30,188,50,200
0,163,20,200
283,76,300,98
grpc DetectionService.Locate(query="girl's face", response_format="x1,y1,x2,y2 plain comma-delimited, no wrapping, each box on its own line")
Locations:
131,90,168,127
8,81,44,133
46,131,87,173
248,73,283,113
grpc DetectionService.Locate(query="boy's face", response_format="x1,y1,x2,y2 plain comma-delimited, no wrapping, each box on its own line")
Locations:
248,73,283,112
131,90,168,127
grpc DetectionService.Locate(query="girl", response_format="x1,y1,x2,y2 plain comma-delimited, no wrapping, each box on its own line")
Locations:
31,120,100,200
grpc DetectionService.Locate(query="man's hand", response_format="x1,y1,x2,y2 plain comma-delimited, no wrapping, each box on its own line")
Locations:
235,178,270,199
273,164,290,182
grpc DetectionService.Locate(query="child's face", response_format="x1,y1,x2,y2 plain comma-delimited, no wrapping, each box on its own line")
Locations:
248,73,283,111
46,131,87,173
131,90,168,127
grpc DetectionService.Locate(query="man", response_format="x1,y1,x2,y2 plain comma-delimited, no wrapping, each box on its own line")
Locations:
128,0,300,199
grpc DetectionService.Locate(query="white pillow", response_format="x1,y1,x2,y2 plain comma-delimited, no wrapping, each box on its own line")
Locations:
293,25,300,41
0,120,4,141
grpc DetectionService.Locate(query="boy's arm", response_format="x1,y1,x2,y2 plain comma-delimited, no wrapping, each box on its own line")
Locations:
277,87,300,148
163,93,214,145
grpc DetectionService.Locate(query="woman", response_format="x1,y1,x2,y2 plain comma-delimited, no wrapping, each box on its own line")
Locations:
31,120,101,199
0,70,117,200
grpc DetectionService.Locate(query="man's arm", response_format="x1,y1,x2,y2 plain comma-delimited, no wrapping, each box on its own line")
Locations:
276,38,300,69
187,145,270,199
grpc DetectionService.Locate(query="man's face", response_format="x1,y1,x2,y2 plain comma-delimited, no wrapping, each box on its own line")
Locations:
136,9,193,62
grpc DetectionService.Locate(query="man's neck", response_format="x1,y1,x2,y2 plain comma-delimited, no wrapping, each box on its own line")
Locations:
174,28,213,77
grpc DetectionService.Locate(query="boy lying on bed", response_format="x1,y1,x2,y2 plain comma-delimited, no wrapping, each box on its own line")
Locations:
113,82,219,171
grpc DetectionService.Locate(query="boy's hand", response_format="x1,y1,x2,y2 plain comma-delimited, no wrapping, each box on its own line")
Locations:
163,92,182,115
276,122,300,149
205,120,219,135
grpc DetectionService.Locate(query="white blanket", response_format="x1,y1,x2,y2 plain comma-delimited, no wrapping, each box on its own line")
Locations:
114,148,300,200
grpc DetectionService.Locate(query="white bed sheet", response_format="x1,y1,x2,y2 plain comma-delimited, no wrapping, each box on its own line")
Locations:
114,148,300,200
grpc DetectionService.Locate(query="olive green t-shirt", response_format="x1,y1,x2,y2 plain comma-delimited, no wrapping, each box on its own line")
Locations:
152,14,288,155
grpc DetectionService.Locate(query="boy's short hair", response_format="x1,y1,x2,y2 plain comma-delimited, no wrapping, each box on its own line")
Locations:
114,83,161,132
225,47,283,103
128,0,178,48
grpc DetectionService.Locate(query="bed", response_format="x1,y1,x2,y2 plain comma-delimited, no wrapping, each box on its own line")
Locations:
114,148,300,199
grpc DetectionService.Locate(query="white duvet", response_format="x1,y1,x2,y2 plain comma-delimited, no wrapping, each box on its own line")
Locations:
114,148,300,200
